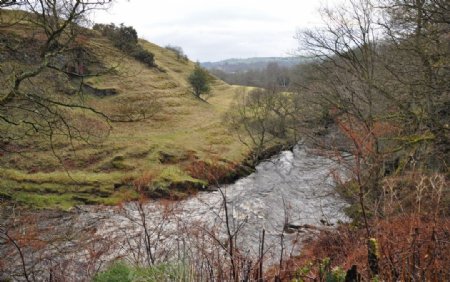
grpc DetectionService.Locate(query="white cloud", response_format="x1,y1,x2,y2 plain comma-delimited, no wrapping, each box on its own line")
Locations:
92,0,343,61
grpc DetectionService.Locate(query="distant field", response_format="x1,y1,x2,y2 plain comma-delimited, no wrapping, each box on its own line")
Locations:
201,57,307,72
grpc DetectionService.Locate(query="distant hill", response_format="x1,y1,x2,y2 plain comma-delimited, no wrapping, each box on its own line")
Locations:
201,57,306,73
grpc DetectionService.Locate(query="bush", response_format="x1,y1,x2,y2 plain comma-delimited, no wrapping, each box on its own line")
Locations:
165,44,188,62
188,63,211,99
132,48,155,67
93,262,132,282
93,23,155,67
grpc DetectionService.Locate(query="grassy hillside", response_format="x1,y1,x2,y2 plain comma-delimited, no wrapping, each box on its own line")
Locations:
0,14,250,209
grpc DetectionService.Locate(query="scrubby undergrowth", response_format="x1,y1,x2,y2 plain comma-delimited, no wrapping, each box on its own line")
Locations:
272,215,449,281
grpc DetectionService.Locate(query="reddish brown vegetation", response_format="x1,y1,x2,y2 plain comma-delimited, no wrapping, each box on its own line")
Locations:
333,112,401,158
0,209,115,280
274,215,449,281
185,159,237,184
133,171,155,192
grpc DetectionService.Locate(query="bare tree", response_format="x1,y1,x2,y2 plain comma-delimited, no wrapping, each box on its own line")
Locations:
377,0,450,168
0,0,24,8
0,204,115,281
0,1,133,155
292,0,449,279
225,88,301,164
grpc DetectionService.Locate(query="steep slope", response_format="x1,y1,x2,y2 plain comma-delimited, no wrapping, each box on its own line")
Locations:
0,17,249,209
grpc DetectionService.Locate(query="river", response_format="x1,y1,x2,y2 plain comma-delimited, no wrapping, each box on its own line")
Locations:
1,145,349,281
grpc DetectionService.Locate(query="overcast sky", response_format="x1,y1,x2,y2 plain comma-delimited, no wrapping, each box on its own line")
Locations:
93,0,341,62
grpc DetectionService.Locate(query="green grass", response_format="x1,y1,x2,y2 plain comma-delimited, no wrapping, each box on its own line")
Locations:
94,261,194,282
0,16,251,209
0,170,140,209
